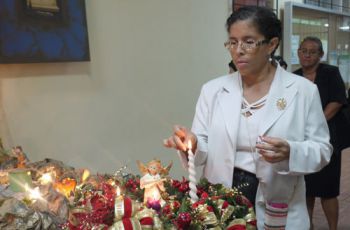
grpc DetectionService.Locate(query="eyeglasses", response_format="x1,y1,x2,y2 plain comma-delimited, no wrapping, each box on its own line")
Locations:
298,49,319,57
224,39,269,52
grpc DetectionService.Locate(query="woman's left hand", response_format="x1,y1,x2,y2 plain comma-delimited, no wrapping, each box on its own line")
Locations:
256,136,290,163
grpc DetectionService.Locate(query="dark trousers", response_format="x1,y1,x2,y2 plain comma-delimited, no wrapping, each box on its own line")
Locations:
232,168,259,205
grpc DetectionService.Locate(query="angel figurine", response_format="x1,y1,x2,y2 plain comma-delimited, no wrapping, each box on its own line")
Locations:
137,159,172,206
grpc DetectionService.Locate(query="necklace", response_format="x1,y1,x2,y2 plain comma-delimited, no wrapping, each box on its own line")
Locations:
238,75,267,172
241,98,266,170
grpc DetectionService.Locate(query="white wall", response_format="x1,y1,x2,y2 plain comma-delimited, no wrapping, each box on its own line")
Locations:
0,0,230,178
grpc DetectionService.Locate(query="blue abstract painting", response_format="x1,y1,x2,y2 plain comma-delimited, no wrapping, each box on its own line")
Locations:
0,0,90,63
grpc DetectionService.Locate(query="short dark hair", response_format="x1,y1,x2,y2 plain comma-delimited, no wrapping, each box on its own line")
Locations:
226,6,282,42
299,36,324,53
274,55,287,68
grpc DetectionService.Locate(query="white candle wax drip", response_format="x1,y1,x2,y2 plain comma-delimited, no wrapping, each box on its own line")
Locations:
187,140,198,203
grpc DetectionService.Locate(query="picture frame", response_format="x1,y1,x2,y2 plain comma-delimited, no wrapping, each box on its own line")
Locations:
0,0,90,63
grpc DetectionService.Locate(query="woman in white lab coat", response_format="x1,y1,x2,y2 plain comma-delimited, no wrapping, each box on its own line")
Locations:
164,6,332,229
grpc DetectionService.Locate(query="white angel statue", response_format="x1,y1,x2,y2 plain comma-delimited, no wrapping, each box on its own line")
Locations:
137,159,172,206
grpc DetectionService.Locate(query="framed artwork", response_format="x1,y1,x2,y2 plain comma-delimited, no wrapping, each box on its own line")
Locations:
0,0,90,63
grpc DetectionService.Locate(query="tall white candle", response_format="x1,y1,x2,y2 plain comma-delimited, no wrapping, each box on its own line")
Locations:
187,140,198,203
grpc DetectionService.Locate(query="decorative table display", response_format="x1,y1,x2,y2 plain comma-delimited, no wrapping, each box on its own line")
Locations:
0,144,256,230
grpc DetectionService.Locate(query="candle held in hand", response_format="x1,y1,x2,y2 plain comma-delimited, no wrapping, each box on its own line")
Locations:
187,140,198,203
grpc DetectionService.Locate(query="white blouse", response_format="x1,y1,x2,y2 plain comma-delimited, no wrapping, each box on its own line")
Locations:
235,95,267,174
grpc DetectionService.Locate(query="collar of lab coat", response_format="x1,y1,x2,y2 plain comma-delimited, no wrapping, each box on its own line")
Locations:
218,65,298,145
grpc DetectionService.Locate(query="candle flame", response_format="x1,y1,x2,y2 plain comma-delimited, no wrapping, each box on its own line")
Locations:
54,178,77,197
81,169,90,183
25,185,42,201
39,172,53,185
116,186,121,197
187,140,192,150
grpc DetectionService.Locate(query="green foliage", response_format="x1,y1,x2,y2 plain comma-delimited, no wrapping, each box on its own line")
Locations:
178,198,191,213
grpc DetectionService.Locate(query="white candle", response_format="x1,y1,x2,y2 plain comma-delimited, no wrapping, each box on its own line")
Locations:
187,140,198,203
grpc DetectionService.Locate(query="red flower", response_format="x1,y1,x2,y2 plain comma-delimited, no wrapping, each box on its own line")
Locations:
200,192,209,199
192,199,205,209
125,178,139,189
172,200,181,210
192,202,200,209
207,206,214,212
178,183,189,193
172,179,181,188
196,187,205,196
162,205,172,215
176,212,192,229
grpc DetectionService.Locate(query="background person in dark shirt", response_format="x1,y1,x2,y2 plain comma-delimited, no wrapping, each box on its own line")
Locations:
294,36,347,230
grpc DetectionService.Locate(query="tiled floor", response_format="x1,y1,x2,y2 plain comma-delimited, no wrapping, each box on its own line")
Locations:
313,148,350,230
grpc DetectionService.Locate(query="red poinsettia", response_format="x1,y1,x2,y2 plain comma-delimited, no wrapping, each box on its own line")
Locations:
175,212,192,229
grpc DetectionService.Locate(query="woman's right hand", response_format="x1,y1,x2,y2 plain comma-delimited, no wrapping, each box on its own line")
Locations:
163,125,197,153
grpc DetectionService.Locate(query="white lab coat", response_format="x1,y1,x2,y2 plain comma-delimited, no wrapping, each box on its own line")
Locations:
178,65,332,229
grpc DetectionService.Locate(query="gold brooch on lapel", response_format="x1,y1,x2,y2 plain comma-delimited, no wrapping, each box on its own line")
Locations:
276,98,287,110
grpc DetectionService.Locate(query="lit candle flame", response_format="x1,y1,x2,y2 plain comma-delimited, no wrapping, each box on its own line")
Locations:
108,179,116,186
25,185,42,201
188,140,192,151
39,172,53,185
116,186,121,197
53,178,76,197
81,169,90,183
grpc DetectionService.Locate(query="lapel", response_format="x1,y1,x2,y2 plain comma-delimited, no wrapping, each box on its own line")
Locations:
259,66,298,135
217,74,242,146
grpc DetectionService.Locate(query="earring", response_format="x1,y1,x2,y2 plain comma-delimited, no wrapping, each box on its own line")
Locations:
267,54,272,62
